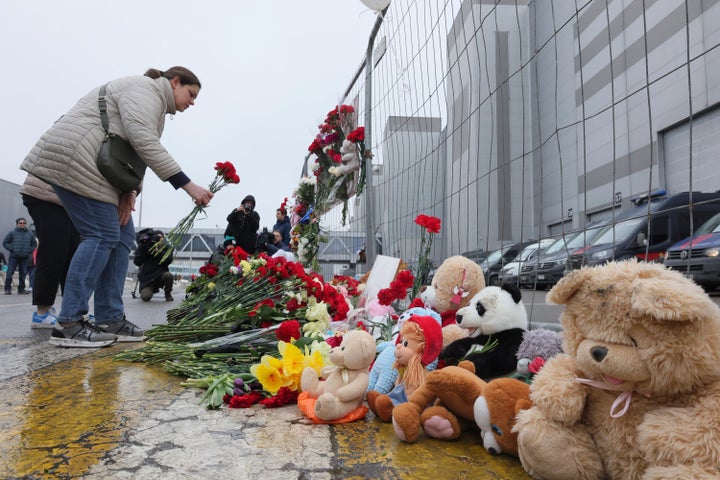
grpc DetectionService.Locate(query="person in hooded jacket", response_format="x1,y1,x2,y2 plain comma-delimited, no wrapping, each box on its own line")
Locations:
224,195,260,254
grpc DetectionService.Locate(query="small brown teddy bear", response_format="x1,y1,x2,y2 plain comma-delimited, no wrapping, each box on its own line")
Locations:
514,260,720,479
300,329,377,421
426,255,485,326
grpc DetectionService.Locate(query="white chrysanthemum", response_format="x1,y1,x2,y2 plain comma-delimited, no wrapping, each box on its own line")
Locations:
309,340,332,359
300,175,317,185
306,301,331,324
229,266,239,275
328,166,341,177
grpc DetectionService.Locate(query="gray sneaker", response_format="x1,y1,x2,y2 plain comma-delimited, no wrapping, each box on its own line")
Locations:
95,317,146,342
49,320,118,348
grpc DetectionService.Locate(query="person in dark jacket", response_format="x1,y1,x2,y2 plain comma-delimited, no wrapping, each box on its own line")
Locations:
133,229,174,302
3,218,37,294
272,208,292,245
224,195,260,255
266,229,291,255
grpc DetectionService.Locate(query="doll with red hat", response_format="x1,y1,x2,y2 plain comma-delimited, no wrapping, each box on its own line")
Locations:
366,315,443,422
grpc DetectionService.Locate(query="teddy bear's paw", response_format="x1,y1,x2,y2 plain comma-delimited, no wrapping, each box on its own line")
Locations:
391,404,422,442
420,406,462,440
315,393,341,421
301,367,320,396
373,394,394,422
422,415,459,440
516,410,604,480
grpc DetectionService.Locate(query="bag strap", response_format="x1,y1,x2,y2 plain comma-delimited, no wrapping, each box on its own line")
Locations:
98,83,110,134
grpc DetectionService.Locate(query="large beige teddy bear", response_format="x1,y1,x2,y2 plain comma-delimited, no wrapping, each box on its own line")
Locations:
514,260,720,479
300,329,377,421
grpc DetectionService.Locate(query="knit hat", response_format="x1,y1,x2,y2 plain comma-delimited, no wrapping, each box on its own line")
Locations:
406,315,443,366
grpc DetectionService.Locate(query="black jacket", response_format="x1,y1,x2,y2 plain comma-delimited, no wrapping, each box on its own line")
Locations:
224,208,260,254
133,242,173,290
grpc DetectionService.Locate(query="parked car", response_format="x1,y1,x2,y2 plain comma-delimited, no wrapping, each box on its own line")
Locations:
498,239,555,287
479,240,537,287
566,191,720,271
461,248,488,265
664,212,720,291
520,224,606,289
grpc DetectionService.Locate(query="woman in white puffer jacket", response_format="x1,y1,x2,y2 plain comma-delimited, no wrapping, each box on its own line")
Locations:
20,66,213,348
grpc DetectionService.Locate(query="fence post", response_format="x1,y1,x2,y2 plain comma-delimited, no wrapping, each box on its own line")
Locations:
362,7,388,267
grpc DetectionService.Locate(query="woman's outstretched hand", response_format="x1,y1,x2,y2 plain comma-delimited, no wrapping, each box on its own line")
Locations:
182,181,214,207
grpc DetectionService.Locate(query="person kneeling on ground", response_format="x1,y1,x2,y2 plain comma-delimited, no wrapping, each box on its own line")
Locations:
133,229,174,302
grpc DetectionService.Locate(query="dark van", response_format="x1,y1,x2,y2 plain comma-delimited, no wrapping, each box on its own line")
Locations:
664,212,720,291
566,191,720,271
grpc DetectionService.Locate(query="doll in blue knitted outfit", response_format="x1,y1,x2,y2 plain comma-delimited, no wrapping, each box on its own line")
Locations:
366,314,444,422
367,307,442,394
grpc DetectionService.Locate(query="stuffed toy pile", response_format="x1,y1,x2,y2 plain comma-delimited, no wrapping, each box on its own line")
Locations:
391,360,532,456
514,260,720,479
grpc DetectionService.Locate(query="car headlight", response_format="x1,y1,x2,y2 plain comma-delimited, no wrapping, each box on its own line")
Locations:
553,259,565,266
705,248,720,257
591,249,611,260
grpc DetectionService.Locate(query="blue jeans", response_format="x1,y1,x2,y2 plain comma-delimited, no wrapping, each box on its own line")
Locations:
52,185,134,325
4,255,29,292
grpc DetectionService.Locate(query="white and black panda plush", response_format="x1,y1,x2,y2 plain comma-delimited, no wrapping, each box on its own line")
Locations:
439,283,528,381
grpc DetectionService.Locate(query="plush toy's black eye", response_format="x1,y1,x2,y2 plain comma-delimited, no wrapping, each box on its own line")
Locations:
492,424,502,436
402,340,409,347
475,302,486,317
341,346,345,351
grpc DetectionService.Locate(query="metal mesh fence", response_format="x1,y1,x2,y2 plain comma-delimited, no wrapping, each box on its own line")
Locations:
316,0,720,290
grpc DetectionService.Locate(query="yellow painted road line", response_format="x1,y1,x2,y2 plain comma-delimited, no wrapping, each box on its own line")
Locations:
0,347,181,479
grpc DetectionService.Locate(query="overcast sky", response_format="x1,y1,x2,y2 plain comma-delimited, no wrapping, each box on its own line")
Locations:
0,1,380,232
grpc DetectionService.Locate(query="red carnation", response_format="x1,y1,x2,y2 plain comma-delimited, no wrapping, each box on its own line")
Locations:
414,214,442,234
276,320,301,342
347,126,365,143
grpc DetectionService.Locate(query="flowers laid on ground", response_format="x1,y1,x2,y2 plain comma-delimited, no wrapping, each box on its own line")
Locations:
152,161,240,262
115,247,361,409
412,214,442,298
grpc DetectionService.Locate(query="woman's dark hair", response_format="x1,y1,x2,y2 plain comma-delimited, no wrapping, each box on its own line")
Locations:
144,66,201,88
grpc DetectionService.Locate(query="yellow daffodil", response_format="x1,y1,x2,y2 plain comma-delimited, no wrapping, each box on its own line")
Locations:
207,282,216,290
250,355,284,394
304,349,327,376
278,341,305,377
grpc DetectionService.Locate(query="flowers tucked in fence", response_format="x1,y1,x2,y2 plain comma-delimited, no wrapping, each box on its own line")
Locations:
289,105,366,269
152,161,240,262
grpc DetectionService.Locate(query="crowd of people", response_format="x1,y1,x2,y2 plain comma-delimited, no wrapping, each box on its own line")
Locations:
5,65,296,349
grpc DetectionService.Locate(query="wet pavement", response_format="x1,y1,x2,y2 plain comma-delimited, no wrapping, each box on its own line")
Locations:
0,281,530,479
